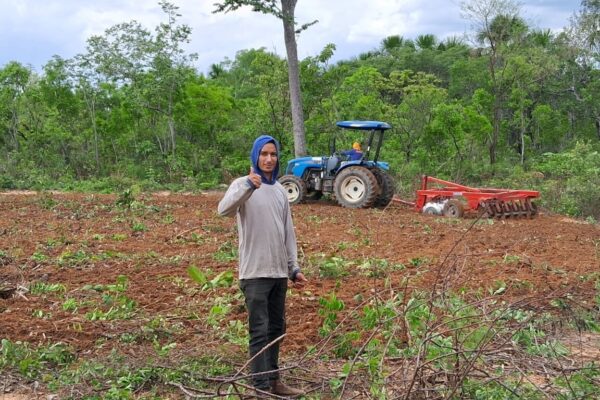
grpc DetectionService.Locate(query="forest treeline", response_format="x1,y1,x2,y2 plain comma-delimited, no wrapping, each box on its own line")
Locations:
0,1,598,219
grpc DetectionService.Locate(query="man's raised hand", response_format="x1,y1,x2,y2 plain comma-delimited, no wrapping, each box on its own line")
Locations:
248,166,262,189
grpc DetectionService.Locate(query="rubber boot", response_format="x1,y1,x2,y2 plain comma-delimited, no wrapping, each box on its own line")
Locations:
270,380,304,397
250,386,272,398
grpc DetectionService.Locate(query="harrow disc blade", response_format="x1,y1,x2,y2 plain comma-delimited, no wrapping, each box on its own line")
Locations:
483,199,538,219
483,201,495,218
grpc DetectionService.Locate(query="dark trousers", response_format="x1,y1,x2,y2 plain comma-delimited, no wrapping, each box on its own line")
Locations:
239,278,287,390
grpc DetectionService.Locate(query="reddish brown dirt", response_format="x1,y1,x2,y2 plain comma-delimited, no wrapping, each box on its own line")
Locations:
0,191,598,371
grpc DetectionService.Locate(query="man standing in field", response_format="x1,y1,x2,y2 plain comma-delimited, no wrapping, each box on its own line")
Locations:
217,134,307,396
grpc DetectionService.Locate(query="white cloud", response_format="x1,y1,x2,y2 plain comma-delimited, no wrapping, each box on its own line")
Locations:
73,5,161,41
0,0,579,73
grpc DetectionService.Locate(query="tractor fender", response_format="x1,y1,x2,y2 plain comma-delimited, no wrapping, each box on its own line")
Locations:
375,161,390,170
335,162,358,173
336,160,389,172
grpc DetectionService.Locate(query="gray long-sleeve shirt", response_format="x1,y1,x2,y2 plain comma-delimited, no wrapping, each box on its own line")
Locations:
217,177,300,280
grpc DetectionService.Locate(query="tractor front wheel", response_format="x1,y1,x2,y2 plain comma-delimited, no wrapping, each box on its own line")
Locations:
333,167,380,208
278,175,307,205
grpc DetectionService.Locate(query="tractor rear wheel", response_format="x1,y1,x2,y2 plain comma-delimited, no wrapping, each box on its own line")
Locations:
279,175,307,205
443,199,464,218
372,169,395,208
333,166,380,208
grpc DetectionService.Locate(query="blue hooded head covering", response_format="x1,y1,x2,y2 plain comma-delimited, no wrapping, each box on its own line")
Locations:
250,135,280,185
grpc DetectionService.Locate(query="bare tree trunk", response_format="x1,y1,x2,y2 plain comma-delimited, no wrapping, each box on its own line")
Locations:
10,108,19,151
168,118,176,157
490,100,500,165
92,104,99,171
85,93,100,172
168,85,177,157
487,41,499,166
567,111,575,143
519,109,525,165
281,0,307,157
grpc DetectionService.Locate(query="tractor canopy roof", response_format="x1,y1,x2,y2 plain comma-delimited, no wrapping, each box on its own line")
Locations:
336,120,391,130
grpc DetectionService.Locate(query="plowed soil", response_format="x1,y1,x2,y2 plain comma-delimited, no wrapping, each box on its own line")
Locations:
1,191,599,396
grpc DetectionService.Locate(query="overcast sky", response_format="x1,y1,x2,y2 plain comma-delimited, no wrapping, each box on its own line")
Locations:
0,0,580,74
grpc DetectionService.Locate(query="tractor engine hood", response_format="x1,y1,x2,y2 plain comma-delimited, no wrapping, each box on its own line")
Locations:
285,156,323,175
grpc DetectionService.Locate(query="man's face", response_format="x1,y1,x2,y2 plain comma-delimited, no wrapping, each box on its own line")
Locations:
258,142,278,175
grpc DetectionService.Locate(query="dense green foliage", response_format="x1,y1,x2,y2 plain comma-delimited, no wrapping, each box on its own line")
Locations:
0,1,598,219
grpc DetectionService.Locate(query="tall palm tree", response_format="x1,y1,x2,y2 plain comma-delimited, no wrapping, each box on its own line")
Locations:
416,34,437,50
527,29,553,48
208,63,225,79
476,14,528,47
381,35,405,53
442,35,466,50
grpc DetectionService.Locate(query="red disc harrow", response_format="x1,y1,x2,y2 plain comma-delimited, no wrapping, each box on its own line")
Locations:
394,176,540,218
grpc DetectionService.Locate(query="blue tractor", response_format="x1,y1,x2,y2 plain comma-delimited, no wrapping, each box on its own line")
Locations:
278,121,395,208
